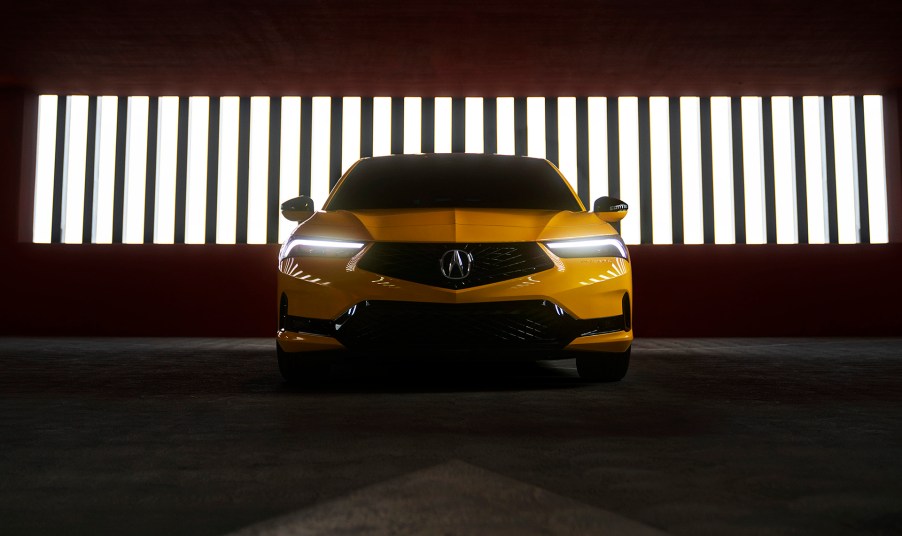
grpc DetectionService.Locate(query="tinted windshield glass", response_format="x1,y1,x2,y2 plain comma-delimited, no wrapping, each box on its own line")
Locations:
326,154,582,211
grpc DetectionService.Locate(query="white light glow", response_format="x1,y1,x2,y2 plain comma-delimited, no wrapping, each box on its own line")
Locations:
802,96,828,244
310,97,332,208
649,97,673,244
246,96,269,244
832,96,859,243
526,97,545,158
153,97,179,244
863,95,888,243
340,96,361,175
403,97,421,154
545,237,627,258
62,96,88,244
123,96,149,244
33,95,58,243
185,97,210,244
587,97,608,200
680,97,704,244
496,98,515,155
465,97,484,153
434,97,452,153
772,97,798,243
557,97,578,193
280,97,302,243
710,97,736,244
93,96,118,244
216,97,240,244
741,97,766,244
372,97,392,156
618,97,640,244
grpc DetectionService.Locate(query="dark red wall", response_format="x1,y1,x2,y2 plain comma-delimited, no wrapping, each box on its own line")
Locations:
2,90,901,337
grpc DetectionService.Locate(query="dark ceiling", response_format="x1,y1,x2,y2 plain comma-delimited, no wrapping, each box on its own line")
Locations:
2,0,901,96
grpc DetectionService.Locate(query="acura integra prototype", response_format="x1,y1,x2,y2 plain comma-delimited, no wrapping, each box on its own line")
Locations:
277,153,633,383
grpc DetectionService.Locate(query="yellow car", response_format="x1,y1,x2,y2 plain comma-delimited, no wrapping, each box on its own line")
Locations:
277,153,632,383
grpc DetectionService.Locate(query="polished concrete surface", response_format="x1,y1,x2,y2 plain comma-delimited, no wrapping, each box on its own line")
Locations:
1,338,901,535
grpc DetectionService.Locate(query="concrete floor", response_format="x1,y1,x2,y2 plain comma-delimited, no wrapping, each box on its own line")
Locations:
1,338,901,535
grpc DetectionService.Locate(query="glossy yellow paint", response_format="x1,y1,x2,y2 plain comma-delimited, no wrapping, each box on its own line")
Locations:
277,207,632,356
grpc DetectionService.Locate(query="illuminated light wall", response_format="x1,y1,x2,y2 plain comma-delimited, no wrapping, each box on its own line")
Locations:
32,95,890,245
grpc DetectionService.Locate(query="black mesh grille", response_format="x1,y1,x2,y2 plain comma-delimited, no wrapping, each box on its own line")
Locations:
357,242,554,290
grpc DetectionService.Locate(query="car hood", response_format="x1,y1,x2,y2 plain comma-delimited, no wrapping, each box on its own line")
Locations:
291,208,617,243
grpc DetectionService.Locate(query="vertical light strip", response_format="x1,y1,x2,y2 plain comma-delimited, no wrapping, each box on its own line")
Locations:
33,96,58,243
372,97,392,157
123,97,149,243
496,97,515,155
587,97,609,200
216,97,240,244
403,97,422,154
649,97,673,244
465,97,484,153
184,97,210,244
863,95,888,243
740,97,767,244
310,97,332,208
771,97,798,243
279,97,302,243
802,96,828,244
526,97,546,158
62,96,89,243
680,97,704,244
831,96,859,243
340,96,361,173
92,96,118,244
153,97,179,244
434,97,452,153
710,97,736,243
618,97,641,244
557,97,578,192
246,96,270,244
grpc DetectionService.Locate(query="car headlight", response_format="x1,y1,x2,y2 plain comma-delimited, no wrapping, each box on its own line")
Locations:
544,236,628,259
279,237,365,261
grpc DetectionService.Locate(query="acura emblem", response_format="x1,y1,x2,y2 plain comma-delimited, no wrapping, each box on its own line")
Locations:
440,249,474,280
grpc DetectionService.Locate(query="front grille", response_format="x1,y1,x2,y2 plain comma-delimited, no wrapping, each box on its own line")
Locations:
357,242,555,290
327,300,625,351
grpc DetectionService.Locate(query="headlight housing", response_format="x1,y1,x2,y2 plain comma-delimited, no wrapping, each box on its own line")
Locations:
544,236,628,259
279,237,365,261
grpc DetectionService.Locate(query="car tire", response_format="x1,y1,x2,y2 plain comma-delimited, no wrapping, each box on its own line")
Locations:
277,344,331,385
576,346,630,382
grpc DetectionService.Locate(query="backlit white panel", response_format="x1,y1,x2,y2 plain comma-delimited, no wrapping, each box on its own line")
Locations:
246,97,269,244
33,95,58,243
93,96,118,244
680,97,704,244
403,97,421,154
434,97,452,153
372,97,392,157
557,97,578,193
832,96,859,243
310,97,332,208
341,97,361,174
802,97,828,244
649,97,673,244
186,97,210,244
496,98,515,156
618,97,640,245
772,97,798,243
587,97,608,200
710,97,735,244
279,97,302,243
863,95,889,243
216,97,240,244
62,96,89,244
123,97,149,244
526,97,545,158
153,97,179,244
741,97,766,244
465,97,484,154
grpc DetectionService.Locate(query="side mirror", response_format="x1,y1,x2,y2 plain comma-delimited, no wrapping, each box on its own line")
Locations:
281,196,315,221
593,196,628,222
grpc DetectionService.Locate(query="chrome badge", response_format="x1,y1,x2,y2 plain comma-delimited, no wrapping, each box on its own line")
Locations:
440,249,474,280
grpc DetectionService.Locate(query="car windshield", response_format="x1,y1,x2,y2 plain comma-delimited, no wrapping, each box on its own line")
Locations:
325,154,583,211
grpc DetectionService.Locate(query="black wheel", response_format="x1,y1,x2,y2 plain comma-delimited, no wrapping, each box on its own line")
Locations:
576,346,631,382
277,343,331,385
